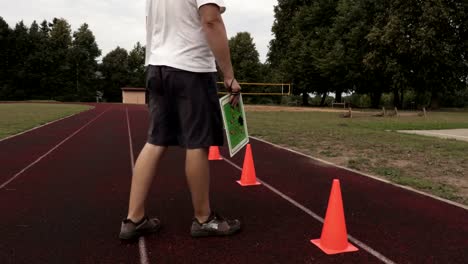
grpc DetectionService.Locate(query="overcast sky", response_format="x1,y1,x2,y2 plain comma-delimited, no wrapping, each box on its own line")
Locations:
1,0,277,63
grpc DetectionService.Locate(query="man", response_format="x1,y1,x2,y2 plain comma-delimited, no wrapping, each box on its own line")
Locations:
119,0,242,240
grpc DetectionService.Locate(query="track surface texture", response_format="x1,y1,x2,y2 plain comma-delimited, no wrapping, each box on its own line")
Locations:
1,103,467,264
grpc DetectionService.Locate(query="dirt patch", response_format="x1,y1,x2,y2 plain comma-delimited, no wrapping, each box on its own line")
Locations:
271,141,467,204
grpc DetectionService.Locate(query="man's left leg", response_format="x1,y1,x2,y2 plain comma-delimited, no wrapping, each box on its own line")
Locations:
185,148,211,223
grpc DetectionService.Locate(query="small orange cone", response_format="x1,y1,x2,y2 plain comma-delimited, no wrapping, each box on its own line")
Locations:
311,179,358,255
208,146,223,160
237,144,261,186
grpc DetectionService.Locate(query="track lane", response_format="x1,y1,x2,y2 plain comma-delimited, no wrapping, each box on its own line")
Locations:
0,106,140,264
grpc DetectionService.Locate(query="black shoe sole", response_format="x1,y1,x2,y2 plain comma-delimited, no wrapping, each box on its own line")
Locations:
191,225,241,238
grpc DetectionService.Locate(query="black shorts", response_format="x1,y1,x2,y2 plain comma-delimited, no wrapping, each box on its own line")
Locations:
146,65,224,149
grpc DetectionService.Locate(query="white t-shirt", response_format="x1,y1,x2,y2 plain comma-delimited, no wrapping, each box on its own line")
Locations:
145,0,226,72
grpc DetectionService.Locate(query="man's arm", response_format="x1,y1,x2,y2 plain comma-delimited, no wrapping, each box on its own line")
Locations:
199,4,241,104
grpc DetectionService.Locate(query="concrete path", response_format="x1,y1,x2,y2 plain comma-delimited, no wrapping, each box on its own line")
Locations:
398,129,468,142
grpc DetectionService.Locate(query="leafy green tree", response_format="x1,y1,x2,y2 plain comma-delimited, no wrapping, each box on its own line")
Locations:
33,20,54,99
287,0,338,105
100,47,129,102
0,17,12,99
70,23,101,100
320,0,391,107
48,18,73,99
268,0,310,69
127,42,146,88
9,21,32,99
229,32,262,83
414,0,468,108
365,0,468,108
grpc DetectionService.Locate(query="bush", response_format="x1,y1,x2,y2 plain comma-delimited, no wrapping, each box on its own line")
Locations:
54,94,80,102
281,95,301,106
345,94,371,108
442,88,468,107
308,94,334,106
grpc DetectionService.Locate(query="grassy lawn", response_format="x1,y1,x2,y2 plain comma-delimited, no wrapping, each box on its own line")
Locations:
0,103,92,140
246,108,468,205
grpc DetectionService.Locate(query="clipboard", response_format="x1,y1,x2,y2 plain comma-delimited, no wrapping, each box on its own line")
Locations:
219,94,249,157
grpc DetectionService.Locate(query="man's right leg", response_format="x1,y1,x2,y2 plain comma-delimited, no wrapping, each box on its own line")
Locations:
120,143,166,240
127,143,167,222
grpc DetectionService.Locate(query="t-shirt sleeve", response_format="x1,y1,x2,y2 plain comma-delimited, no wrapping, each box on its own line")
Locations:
196,0,226,14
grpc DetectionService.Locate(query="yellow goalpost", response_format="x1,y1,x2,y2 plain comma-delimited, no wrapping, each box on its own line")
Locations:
216,82,292,96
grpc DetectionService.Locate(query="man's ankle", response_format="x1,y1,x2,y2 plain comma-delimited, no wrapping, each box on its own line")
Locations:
127,213,145,223
195,212,211,224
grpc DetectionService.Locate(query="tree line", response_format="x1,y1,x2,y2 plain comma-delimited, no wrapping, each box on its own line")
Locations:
0,17,263,103
0,17,145,102
1,0,468,109
267,0,468,108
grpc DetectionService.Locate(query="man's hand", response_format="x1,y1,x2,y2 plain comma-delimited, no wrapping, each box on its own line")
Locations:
224,78,241,107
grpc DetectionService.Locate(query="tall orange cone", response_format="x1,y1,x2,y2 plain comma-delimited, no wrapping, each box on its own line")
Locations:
208,146,223,160
311,179,358,255
237,144,261,186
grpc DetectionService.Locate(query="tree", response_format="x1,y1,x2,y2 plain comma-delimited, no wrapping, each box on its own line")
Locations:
365,0,468,108
0,17,12,99
285,0,339,105
70,23,101,100
9,21,32,99
127,42,146,88
414,0,468,108
32,20,54,99
22,21,45,99
48,18,73,99
229,32,262,83
268,0,310,68
319,0,391,107
100,47,129,102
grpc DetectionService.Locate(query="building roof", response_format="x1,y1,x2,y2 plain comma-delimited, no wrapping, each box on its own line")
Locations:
121,87,146,91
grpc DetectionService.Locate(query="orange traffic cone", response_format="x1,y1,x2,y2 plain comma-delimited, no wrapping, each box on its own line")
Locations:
208,146,223,160
311,179,358,255
237,144,261,186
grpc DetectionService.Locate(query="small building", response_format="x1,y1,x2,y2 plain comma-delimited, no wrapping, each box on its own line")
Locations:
122,87,146,104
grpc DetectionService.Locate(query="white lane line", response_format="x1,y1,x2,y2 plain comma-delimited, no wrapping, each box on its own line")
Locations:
251,136,468,211
221,157,397,264
0,107,110,190
126,108,136,169
0,106,95,143
125,107,151,264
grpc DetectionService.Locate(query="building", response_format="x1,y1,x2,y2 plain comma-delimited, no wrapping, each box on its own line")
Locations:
122,88,146,105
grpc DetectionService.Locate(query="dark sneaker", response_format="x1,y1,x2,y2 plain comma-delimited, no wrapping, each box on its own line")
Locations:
190,212,241,238
119,217,161,240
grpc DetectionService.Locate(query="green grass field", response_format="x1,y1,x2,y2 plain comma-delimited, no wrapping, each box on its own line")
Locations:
0,103,92,140
246,109,468,205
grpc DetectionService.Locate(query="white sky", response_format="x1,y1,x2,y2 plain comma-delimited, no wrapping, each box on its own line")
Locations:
1,0,277,63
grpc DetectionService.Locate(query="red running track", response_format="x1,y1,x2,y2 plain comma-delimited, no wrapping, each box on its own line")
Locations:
1,103,467,263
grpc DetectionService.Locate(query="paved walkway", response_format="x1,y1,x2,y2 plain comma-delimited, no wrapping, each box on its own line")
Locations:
398,129,468,142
